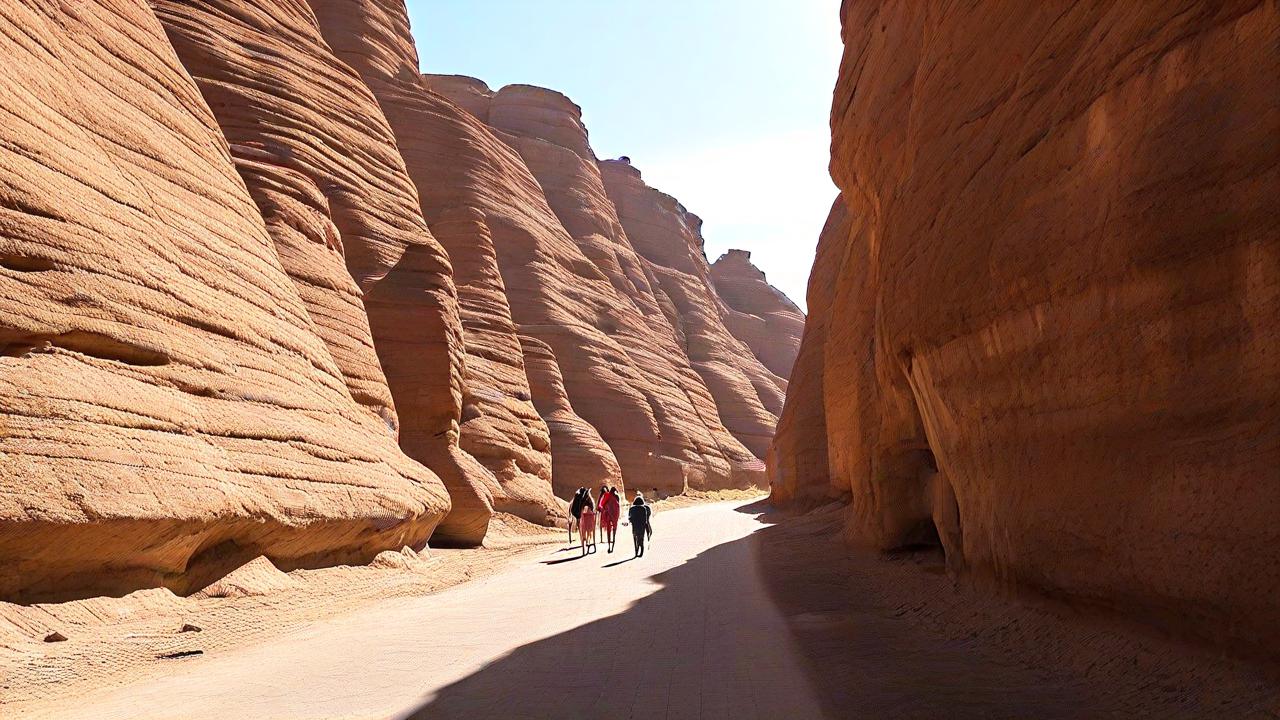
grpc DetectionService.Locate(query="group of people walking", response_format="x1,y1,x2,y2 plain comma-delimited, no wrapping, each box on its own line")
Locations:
568,485,653,557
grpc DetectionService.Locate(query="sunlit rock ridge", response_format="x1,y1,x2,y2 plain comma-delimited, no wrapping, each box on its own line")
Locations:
0,0,800,600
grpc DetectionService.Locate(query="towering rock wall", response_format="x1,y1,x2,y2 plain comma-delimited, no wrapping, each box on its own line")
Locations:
0,0,799,601
600,161,786,459
424,77,768,491
766,198,849,506
0,0,448,601
774,0,1280,656
148,0,500,545
306,0,563,536
710,249,804,380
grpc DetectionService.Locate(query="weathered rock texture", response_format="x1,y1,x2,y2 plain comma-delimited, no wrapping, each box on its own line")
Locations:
517,336,621,498
427,208,558,525
151,0,497,545
0,0,448,601
710,249,805,380
0,0,799,601
425,77,771,492
766,197,850,507
773,0,1280,657
303,0,579,535
601,161,786,459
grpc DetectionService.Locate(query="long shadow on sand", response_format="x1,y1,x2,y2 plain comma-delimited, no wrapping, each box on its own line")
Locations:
399,504,1142,720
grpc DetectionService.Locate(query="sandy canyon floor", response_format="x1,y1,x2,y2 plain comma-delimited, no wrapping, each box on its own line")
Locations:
4,499,1278,719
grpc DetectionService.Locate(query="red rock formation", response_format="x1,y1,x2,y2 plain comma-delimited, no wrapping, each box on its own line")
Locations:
518,336,621,498
710,249,805,380
427,208,560,525
309,1,628,505
0,0,448,600
767,198,850,507
776,0,1280,656
309,6,766,494
426,77,768,491
600,160,786,459
0,0,800,605
151,0,495,545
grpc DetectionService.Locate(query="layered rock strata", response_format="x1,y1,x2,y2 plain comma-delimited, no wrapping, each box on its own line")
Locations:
0,0,448,600
773,0,1280,657
426,77,768,491
600,160,786,459
0,0,801,603
710,249,805,380
308,0,590,537
153,0,498,545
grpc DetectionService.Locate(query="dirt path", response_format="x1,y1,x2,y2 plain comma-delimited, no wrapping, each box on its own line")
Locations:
14,500,1278,719
23,500,824,719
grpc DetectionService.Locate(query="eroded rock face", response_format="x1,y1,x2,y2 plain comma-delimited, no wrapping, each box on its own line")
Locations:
0,0,799,603
0,0,448,601
600,161,786,459
518,335,621,498
427,77,767,492
427,207,560,525
155,0,497,546
776,0,1280,656
767,198,850,507
307,0,628,539
710,249,804,381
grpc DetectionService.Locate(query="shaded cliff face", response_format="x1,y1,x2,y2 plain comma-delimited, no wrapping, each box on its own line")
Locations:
0,0,448,600
766,198,850,507
775,1,1279,656
424,78,769,491
600,161,786,459
710,249,805,380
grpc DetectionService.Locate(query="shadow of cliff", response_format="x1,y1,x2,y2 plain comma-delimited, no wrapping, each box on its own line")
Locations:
402,528,792,720
398,502,1169,720
749,503,1280,720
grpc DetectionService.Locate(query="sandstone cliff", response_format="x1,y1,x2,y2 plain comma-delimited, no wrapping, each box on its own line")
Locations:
766,198,850,507
149,0,501,545
600,161,787,459
772,0,1279,657
710,249,804,380
306,0,565,536
0,0,448,600
419,76,768,492
424,79,773,491
0,0,799,602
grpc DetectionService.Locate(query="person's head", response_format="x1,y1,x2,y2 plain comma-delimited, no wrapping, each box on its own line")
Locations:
576,487,585,496
633,493,644,505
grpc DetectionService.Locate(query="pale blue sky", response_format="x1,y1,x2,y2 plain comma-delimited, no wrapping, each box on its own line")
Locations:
406,0,842,309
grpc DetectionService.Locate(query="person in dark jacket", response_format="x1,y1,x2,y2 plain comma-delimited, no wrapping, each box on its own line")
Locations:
628,494,653,557
568,487,587,542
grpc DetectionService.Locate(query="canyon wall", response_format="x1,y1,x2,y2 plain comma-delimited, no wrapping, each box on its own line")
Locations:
149,0,498,545
0,0,798,599
0,0,448,601
600,160,787,459
772,0,1279,656
423,76,772,492
710,249,804,381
